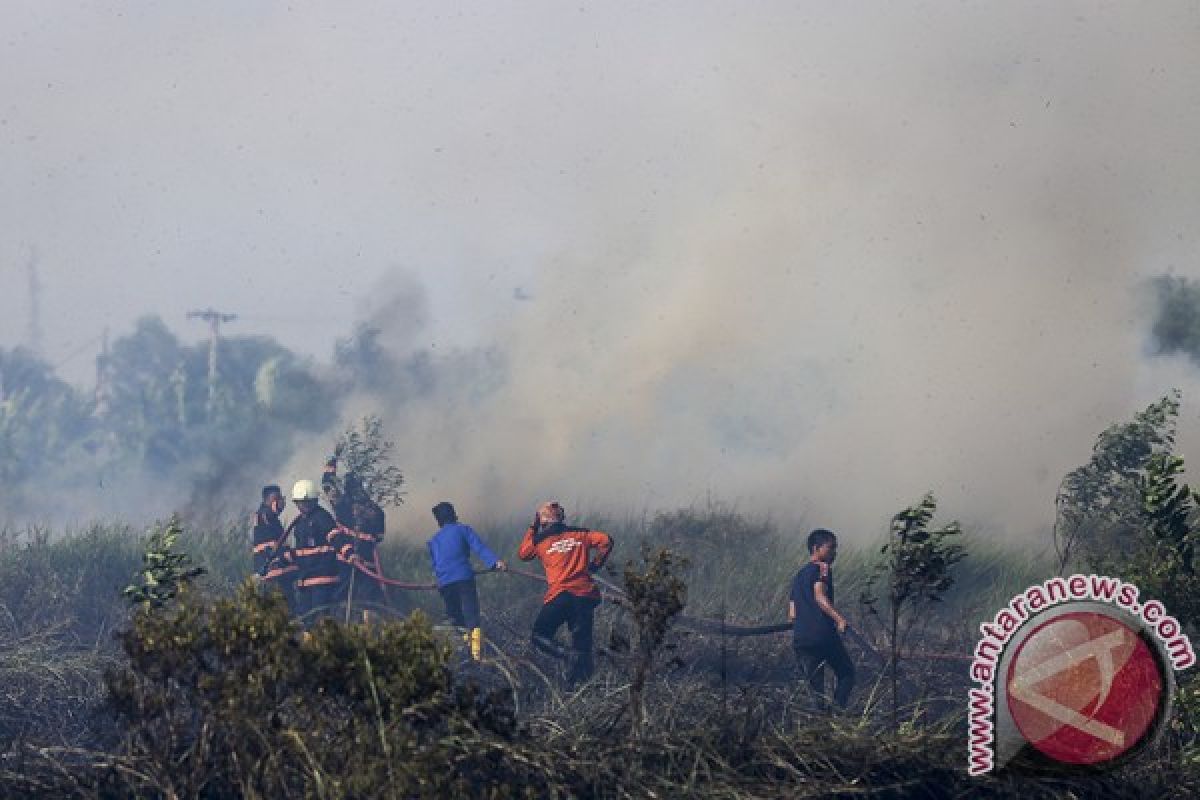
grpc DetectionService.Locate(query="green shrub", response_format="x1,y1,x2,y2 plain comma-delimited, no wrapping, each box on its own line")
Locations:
861,493,967,726
105,582,534,798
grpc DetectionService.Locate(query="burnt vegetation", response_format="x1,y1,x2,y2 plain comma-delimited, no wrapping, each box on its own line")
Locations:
3,324,1200,795
2,398,1200,797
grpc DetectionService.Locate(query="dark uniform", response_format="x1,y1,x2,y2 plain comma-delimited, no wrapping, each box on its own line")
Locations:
344,498,387,608
252,502,297,614
288,505,353,620
327,472,388,611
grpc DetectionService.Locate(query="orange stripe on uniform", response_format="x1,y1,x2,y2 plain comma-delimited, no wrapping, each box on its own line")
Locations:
297,575,340,588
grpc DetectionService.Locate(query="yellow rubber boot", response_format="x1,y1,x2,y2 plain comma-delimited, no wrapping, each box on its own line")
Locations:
469,627,483,661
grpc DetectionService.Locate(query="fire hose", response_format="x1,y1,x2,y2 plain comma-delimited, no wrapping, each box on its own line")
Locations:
343,552,969,661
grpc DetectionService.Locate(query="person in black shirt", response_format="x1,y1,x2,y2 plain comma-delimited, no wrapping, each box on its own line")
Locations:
789,528,855,710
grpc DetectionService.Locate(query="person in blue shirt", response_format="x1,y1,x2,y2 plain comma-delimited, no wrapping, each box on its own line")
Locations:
428,501,506,658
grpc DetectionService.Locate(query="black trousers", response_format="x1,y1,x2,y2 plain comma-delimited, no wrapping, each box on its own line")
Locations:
794,636,855,709
439,579,481,629
296,582,341,623
532,592,601,683
345,569,388,609
260,576,297,617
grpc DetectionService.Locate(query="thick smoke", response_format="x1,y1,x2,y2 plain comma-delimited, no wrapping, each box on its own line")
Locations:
7,4,1200,540
279,2,1200,543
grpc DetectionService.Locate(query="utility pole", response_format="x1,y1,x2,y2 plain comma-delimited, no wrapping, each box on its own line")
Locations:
26,245,43,356
186,308,237,420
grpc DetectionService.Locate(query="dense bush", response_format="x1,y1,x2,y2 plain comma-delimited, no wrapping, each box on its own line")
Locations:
104,583,538,799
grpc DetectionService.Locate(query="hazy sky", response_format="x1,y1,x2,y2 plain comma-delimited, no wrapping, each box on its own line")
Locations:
4,2,1200,539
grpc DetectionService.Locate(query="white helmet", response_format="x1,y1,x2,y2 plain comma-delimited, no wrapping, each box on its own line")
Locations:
291,479,320,501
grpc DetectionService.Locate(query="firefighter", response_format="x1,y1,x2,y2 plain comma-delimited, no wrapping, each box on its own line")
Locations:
322,459,388,617
344,472,388,616
428,501,506,660
321,457,348,523
252,484,297,614
518,501,613,684
287,479,354,622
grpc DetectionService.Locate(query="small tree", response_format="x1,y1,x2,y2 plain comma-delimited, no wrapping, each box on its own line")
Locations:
331,414,406,507
623,546,687,733
1054,391,1180,575
123,515,206,610
1121,439,1200,761
861,493,966,727
1123,451,1200,629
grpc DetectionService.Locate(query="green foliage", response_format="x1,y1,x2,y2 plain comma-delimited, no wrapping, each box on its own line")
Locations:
1125,453,1200,765
1,316,338,521
1053,392,1200,626
1131,452,1200,625
0,347,96,510
1176,672,1200,768
122,516,206,610
1114,449,1200,757
332,414,406,507
861,492,966,725
1055,391,1181,574
861,493,967,617
1052,400,1200,764
105,583,531,798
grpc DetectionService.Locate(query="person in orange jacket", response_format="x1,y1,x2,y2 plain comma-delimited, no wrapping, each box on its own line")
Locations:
518,501,613,684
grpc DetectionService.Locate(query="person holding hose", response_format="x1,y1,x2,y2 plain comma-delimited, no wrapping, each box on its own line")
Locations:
252,484,297,615
427,501,506,660
288,479,355,623
789,528,855,711
519,501,613,685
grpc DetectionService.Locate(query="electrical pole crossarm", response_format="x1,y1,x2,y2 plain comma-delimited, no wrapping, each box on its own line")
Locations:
186,308,238,420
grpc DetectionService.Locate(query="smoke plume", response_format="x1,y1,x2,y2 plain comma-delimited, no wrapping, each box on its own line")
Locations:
274,3,1200,543
6,4,1200,541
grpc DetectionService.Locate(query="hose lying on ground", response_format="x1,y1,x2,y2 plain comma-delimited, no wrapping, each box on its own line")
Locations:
347,559,970,660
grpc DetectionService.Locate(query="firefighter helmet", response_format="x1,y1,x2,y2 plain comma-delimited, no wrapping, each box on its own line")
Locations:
291,479,320,501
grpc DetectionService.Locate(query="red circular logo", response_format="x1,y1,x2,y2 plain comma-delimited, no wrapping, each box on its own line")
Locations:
1005,611,1165,765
